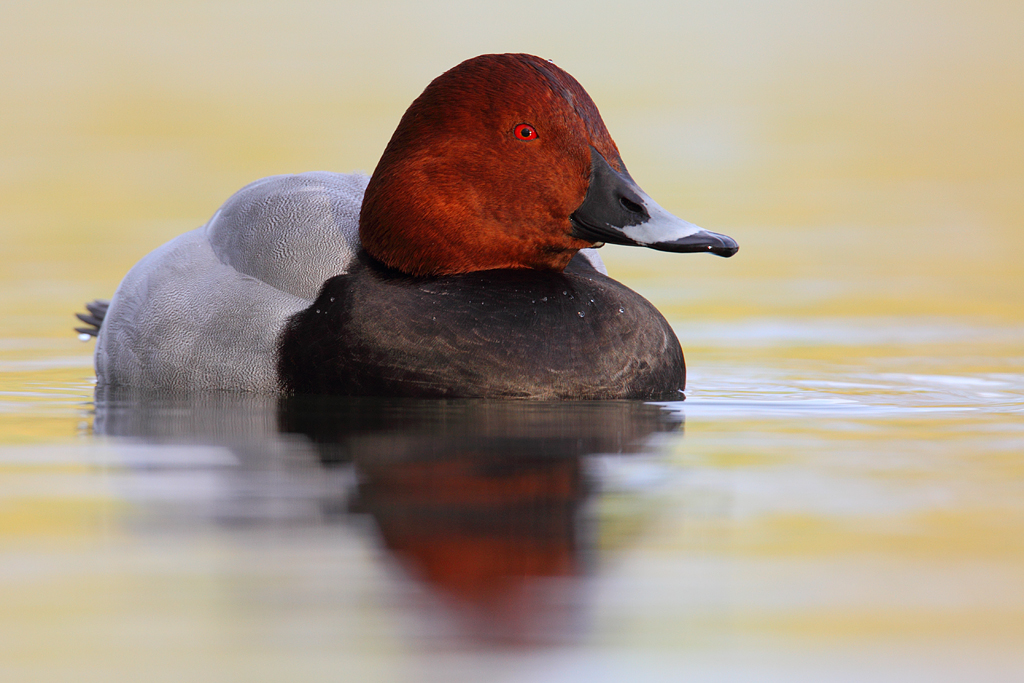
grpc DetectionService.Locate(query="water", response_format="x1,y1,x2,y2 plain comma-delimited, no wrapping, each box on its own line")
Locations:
3,1,1023,680
3,320,1022,681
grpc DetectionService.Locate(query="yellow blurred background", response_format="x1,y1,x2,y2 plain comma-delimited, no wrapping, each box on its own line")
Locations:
2,0,1022,339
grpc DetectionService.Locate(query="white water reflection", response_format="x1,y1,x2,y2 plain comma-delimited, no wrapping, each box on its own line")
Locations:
679,317,1024,347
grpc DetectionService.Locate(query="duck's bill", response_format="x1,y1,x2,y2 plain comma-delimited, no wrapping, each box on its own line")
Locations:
569,147,738,258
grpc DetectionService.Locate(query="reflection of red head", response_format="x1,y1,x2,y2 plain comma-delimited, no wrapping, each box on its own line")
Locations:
289,399,680,641
356,455,584,635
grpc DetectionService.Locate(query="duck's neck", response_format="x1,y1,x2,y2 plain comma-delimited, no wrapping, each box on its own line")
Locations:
358,172,586,277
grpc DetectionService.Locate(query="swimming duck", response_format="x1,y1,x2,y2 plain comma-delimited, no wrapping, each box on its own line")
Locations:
78,53,737,399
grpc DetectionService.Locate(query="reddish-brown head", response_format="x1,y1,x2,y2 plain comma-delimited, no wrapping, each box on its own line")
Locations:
359,53,626,276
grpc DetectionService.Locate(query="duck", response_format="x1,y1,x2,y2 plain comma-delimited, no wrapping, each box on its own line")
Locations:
77,53,737,399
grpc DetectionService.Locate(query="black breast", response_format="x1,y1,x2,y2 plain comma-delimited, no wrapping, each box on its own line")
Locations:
277,252,685,399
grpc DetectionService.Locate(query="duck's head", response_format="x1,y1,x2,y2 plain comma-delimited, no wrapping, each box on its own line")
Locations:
360,53,738,277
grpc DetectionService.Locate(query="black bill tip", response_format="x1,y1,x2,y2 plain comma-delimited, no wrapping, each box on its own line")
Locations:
650,231,739,258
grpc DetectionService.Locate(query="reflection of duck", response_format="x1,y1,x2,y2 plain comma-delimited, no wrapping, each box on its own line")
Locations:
283,397,682,642
90,391,682,643
356,453,582,630
80,53,736,398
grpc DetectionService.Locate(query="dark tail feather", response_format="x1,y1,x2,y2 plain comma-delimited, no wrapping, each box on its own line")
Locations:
75,299,110,337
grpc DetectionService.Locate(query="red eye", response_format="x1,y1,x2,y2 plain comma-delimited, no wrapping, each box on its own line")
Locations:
514,123,538,141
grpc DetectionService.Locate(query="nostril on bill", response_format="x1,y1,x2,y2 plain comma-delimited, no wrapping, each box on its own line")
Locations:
618,196,644,215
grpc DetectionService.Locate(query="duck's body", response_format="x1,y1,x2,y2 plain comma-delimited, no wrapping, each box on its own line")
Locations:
94,172,368,392
279,252,681,399
82,53,737,398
